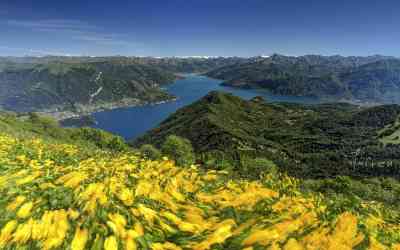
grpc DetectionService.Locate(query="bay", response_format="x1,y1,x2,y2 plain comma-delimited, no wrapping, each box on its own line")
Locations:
91,74,320,140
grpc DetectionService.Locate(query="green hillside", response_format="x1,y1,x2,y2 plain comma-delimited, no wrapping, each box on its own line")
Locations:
134,92,400,209
0,112,399,249
206,54,400,103
0,61,177,115
134,91,400,178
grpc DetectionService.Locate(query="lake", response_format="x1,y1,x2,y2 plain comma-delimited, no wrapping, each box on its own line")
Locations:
91,75,320,140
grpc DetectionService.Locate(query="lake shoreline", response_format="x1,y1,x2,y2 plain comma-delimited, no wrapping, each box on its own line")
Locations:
38,96,178,122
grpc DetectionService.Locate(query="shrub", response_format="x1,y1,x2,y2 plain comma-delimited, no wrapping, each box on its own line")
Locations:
240,157,278,178
161,135,195,166
139,144,162,160
72,127,128,151
28,112,59,129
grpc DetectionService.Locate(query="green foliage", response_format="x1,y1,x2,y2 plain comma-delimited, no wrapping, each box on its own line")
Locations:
139,144,162,160
0,112,130,152
161,135,195,166
136,91,400,179
302,176,400,211
28,112,59,128
239,157,277,178
0,60,177,113
70,127,129,152
207,54,400,102
2,105,400,214
200,150,235,172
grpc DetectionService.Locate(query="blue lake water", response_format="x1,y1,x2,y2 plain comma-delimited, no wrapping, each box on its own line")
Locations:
91,75,320,140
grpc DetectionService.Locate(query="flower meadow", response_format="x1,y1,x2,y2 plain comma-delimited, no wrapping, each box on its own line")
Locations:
0,133,399,250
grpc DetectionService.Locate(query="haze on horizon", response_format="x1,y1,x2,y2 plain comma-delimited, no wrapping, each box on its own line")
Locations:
0,0,399,57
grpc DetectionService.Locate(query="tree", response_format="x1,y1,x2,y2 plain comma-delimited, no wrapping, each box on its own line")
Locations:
161,135,195,166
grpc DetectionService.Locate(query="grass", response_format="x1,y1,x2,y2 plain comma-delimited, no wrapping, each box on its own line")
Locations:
379,118,400,145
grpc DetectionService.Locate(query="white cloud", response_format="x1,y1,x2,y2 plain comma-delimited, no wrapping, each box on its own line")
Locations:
0,45,78,56
5,19,138,47
7,19,97,31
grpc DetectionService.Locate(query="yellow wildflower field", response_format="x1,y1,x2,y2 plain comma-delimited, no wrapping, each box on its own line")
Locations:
0,134,399,249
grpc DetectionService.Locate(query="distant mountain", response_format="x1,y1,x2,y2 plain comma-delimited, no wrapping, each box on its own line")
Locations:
0,56,248,73
0,56,250,118
132,56,249,73
135,91,400,178
206,54,400,103
4,54,400,118
0,60,177,117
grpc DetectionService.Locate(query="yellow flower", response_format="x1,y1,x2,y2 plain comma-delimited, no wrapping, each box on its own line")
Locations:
125,235,137,250
193,219,235,250
56,171,87,188
17,201,34,219
391,244,400,250
152,242,182,250
68,208,80,220
42,210,70,250
79,183,108,215
367,237,386,250
117,187,135,206
39,182,56,190
15,171,41,185
0,220,18,248
135,180,153,196
12,219,34,244
283,238,303,250
327,212,364,249
134,222,144,237
104,235,119,250
159,221,177,234
138,204,158,225
6,195,26,211
71,227,89,250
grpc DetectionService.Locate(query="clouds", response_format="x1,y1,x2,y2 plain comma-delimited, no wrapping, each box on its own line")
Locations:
5,19,138,47
0,45,77,56
7,19,97,30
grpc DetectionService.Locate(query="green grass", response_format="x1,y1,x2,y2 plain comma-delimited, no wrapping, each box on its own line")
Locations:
379,117,400,144
0,111,130,152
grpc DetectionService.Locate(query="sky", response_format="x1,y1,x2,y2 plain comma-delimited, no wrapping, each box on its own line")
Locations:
0,0,399,57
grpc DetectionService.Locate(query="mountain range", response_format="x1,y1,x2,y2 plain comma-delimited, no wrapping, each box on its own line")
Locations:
3,54,400,120
207,54,400,103
0,60,177,119
0,56,246,118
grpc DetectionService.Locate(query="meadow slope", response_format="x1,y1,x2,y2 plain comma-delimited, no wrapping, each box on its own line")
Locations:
0,132,399,249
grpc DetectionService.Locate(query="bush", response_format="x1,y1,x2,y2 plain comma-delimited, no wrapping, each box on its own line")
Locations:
139,144,162,160
28,112,59,129
239,157,278,178
200,150,234,171
161,135,195,166
27,112,67,138
72,128,128,151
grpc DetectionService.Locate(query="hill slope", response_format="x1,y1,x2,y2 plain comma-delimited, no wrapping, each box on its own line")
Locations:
206,54,400,103
0,116,399,249
135,91,400,179
0,61,177,119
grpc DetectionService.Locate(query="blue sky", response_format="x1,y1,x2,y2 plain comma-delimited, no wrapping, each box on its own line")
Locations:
0,0,399,57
